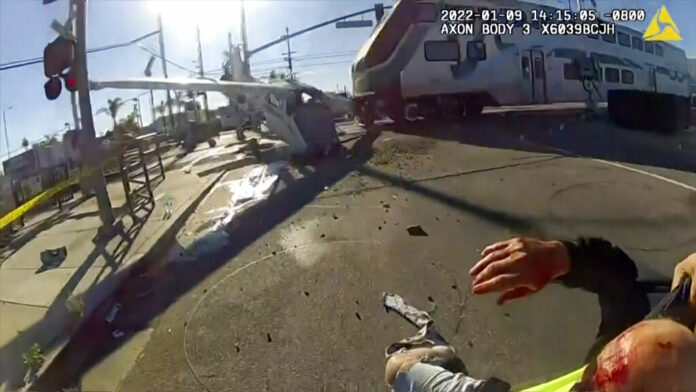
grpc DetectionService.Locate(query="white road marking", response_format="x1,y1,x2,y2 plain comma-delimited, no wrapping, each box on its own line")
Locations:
539,144,696,192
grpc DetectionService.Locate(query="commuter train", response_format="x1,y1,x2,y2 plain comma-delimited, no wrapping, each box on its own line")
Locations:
351,0,691,124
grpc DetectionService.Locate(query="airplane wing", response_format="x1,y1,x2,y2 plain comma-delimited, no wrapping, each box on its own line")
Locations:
89,77,294,97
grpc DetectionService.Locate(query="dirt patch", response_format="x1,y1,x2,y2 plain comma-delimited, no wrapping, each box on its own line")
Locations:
371,138,435,166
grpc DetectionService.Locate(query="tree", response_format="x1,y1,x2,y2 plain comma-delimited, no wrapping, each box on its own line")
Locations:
21,137,29,151
106,98,123,129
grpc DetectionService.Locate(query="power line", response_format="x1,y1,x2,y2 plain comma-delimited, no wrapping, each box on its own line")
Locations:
0,30,160,72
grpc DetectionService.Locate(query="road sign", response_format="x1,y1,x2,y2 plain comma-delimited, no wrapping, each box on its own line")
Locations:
336,20,373,29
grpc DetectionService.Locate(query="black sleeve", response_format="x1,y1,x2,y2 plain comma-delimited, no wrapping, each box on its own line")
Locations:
557,237,651,362
557,237,639,293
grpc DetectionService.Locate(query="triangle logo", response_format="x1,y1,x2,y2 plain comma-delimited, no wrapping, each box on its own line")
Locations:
643,5,682,41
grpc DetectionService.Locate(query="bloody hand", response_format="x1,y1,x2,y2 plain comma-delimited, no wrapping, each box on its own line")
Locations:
469,237,571,305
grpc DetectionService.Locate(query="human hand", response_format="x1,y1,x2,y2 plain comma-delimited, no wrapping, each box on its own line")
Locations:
672,252,696,311
469,237,571,305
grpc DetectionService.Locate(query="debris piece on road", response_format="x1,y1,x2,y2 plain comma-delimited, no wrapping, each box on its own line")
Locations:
406,225,428,237
468,340,474,348
235,345,240,353
320,233,326,238
382,203,390,209
504,313,510,318
105,303,122,324
267,333,272,343
451,284,458,290
304,290,309,296
40,247,68,270
333,213,339,220
112,330,125,339
355,312,362,321
378,226,382,230
167,328,172,333
392,195,397,200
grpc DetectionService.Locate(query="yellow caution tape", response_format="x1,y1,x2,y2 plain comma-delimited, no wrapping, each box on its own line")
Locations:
0,176,77,231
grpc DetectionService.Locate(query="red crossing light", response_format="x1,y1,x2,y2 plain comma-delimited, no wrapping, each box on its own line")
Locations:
45,76,62,100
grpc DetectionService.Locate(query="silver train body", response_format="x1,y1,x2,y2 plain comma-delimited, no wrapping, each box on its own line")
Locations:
351,0,691,123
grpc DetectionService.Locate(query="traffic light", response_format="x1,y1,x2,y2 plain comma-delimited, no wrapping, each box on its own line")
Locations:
43,36,76,99
375,3,384,23
44,77,62,100
63,68,77,92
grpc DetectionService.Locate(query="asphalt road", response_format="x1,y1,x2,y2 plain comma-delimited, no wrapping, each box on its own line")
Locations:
56,111,696,391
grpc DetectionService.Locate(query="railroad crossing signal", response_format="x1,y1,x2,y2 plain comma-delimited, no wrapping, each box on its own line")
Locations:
43,36,77,99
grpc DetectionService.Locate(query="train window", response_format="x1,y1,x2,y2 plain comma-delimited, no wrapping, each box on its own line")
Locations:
424,41,460,61
521,57,530,79
617,32,630,47
563,63,580,80
631,36,643,51
467,41,486,61
621,69,634,84
533,57,544,79
655,44,664,56
414,3,436,22
602,32,616,43
644,41,654,54
605,67,619,83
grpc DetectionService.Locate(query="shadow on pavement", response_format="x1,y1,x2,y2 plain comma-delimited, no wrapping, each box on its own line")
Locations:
34,129,546,390
0,203,153,390
385,112,695,173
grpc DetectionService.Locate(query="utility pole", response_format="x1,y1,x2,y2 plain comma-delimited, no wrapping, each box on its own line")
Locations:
283,26,295,79
196,25,210,120
74,0,114,229
157,14,176,132
2,106,11,159
240,0,250,75
70,93,80,131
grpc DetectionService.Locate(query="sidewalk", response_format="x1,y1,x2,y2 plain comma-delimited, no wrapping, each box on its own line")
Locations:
0,133,258,391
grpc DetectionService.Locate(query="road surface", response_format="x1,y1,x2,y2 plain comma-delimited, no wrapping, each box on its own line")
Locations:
43,109,696,391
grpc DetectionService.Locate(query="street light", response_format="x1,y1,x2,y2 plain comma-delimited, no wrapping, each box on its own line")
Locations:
2,106,13,159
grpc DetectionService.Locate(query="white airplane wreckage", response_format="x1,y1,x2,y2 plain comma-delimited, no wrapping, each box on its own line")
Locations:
89,76,354,158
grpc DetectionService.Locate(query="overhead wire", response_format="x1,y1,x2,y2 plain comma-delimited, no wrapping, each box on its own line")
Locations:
0,30,160,72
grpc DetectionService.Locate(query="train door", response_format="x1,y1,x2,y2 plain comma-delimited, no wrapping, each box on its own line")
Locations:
521,50,547,104
646,65,657,92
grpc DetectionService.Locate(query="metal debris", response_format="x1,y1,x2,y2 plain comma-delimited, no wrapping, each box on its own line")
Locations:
406,225,428,237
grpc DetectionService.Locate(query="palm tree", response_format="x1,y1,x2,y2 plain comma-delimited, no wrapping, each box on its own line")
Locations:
106,98,123,128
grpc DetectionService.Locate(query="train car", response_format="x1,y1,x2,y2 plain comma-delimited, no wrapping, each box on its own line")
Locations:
351,0,691,125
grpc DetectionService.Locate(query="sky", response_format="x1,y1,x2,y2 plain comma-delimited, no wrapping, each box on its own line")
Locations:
0,0,694,159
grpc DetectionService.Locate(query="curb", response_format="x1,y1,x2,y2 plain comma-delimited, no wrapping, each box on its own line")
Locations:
20,169,227,392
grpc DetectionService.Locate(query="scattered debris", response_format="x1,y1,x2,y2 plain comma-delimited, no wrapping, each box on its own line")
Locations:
320,233,326,238
427,296,434,302
392,195,397,200
167,328,172,333
333,214,339,220
378,226,382,230
406,225,428,237
451,284,458,290
435,217,439,221
112,330,125,339
272,251,277,256
105,303,122,324
267,333,272,343
355,300,360,305
382,203,390,209
235,345,240,353
468,340,474,348
355,312,362,321
304,290,310,296
39,247,67,271
504,313,510,318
